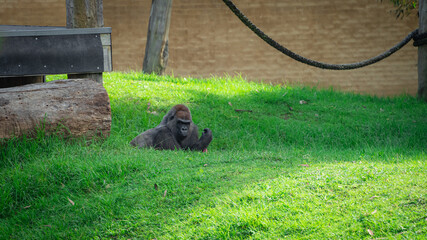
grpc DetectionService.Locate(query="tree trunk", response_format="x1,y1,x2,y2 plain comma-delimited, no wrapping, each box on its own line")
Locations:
0,79,111,139
143,0,173,75
66,0,104,28
419,0,427,101
66,0,104,83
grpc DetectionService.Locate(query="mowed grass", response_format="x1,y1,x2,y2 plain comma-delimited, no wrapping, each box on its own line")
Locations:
1,72,426,239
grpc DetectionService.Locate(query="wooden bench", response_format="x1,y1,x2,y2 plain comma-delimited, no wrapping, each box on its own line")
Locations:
0,25,112,87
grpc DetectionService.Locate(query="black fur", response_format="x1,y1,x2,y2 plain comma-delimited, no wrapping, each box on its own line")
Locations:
130,104,212,151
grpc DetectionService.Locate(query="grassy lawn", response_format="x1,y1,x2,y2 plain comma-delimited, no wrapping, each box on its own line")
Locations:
1,72,426,239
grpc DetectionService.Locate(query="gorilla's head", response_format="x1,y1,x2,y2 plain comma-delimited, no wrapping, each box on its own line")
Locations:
167,104,192,140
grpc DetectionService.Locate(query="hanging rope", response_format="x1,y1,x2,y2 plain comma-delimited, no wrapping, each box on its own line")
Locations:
221,0,419,70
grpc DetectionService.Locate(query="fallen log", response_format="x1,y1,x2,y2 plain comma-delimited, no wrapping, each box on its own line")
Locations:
0,79,111,139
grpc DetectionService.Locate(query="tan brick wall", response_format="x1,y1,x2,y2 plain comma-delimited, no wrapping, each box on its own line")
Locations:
0,0,419,96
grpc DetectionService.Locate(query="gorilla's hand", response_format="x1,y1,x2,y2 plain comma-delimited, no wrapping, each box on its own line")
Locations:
200,128,213,150
202,128,213,140
201,128,213,144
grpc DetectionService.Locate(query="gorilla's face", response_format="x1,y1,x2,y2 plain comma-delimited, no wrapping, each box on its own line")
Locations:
167,106,192,140
176,119,190,137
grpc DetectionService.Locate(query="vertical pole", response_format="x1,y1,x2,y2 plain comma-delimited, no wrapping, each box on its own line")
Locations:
66,0,104,84
143,0,173,75
418,0,427,101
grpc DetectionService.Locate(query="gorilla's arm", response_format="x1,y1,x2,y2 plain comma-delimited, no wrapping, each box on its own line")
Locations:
130,128,157,148
130,107,177,149
130,126,180,150
153,126,182,150
181,127,213,151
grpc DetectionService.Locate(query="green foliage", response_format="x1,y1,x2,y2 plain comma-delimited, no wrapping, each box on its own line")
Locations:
381,0,418,18
1,72,426,239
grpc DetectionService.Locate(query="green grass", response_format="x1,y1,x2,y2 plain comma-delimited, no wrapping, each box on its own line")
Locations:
1,72,426,239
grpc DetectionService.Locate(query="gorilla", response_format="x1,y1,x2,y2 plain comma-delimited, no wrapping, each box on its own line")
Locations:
130,104,213,151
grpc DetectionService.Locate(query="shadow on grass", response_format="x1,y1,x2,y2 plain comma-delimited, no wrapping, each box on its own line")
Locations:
111,80,427,154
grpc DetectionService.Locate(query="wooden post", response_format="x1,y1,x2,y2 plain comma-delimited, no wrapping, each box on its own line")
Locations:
418,0,427,101
66,0,104,84
143,0,173,75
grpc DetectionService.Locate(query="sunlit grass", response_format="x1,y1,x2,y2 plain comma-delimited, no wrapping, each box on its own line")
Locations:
1,72,426,239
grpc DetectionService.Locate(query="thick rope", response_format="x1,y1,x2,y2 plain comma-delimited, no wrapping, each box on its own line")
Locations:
222,0,419,70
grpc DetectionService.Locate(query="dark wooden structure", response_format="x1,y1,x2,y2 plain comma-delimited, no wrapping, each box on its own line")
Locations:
0,25,112,87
